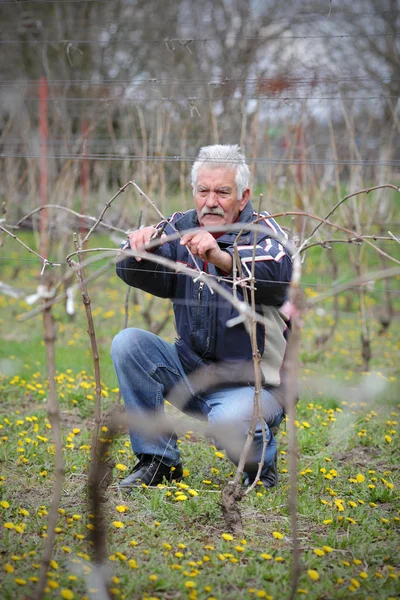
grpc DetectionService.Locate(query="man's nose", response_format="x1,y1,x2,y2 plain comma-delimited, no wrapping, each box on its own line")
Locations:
205,191,218,206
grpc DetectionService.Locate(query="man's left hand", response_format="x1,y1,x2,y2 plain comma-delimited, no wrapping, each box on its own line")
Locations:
180,231,233,273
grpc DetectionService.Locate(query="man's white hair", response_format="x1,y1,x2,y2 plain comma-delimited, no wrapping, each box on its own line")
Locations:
191,144,250,199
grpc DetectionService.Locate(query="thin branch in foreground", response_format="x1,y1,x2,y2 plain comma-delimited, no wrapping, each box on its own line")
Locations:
67,236,102,463
283,286,304,600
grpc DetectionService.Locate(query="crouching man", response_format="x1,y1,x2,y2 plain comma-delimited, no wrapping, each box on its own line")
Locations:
112,144,292,490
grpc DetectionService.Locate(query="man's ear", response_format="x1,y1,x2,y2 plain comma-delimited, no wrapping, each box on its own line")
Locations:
239,188,250,211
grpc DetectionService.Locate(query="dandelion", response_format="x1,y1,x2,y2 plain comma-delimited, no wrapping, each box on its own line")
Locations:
272,531,284,540
360,571,368,579
0,501,10,509
129,559,138,569
260,553,272,560
4,522,14,529
14,578,27,585
149,574,158,582
185,581,196,588
112,521,124,529
188,489,198,496
313,548,325,556
307,569,319,581
322,546,333,553
355,474,365,483
215,451,225,458
115,505,129,513
222,533,234,541
115,464,127,471
4,564,14,573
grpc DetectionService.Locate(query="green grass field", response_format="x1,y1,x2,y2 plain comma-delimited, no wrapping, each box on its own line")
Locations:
0,232,399,600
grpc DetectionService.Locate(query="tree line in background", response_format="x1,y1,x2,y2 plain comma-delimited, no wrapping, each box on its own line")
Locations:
0,0,398,223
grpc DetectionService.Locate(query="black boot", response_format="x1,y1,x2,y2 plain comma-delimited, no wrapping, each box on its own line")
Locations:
118,455,183,489
243,452,278,489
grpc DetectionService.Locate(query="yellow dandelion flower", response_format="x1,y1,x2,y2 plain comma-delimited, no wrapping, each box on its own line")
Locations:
14,578,27,585
323,519,333,525
112,521,124,528
385,435,392,443
272,531,284,540
307,569,319,581
215,451,225,458
260,553,272,560
236,546,244,552
222,533,234,541
149,574,158,582
188,489,198,496
0,501,10,509
128,559,138,569
115,464,127,471
322,546,333,553
115,505,128,513
185,581,196,588
5,564,14,573
360,571,368,579
313,548,325,556
355,474,365,483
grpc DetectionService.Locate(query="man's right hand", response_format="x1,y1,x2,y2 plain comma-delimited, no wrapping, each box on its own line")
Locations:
128,226,160,262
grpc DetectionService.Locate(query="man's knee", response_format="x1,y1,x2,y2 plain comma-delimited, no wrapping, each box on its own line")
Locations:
111,328,145,362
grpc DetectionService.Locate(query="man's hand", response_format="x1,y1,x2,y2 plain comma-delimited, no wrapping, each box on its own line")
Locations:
180,230,233,273
128,227,164,262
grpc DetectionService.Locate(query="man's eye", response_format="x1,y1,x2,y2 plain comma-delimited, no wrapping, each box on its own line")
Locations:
218,190,230,196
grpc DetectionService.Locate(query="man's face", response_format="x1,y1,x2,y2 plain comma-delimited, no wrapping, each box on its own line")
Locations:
194,167,249,227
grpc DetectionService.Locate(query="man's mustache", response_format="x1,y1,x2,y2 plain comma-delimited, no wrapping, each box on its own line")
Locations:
201,206,225,217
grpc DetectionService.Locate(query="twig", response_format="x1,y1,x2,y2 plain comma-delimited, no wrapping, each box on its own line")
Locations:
18,258,116,322
14,204,126,235
81,181,134,245
0,223,60,268
244,196,269,496
388,230,400,244
308,265,400,306
257,211,400,266
34,285,65,600
298,184,400,252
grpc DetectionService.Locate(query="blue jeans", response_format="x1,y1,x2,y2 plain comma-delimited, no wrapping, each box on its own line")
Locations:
111,328,284,475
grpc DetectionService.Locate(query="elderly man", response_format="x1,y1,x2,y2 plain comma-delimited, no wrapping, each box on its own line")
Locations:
112,144,292,490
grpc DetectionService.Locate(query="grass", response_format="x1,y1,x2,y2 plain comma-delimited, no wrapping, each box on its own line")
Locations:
0,235,399,599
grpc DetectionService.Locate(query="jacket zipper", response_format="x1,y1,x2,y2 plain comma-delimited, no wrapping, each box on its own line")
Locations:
194,281,208,355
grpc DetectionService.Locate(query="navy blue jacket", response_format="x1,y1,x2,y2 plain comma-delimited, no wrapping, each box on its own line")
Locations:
117,201,292,389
